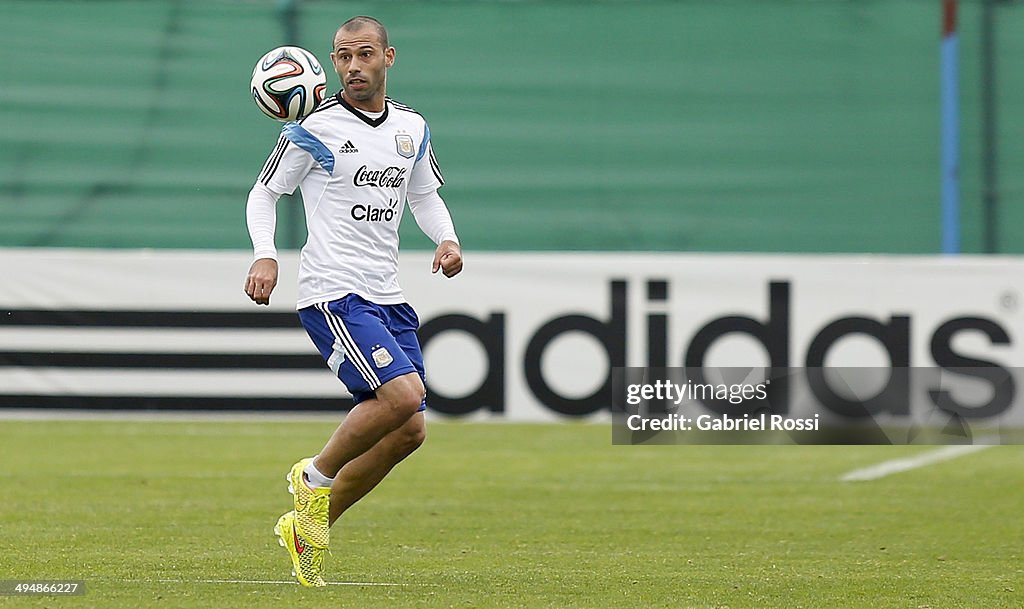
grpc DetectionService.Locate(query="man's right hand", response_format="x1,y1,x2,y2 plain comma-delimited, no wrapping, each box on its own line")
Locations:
245,258,279,306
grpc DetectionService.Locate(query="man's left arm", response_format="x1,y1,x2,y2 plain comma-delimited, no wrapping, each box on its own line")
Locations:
408,123,461,278
407,189,462,278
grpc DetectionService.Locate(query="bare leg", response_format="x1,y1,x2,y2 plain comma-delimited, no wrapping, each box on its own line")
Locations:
328,411,425,526
312,372,424,478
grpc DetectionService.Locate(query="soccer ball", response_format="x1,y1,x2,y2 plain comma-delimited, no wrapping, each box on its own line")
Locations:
250,46,328,122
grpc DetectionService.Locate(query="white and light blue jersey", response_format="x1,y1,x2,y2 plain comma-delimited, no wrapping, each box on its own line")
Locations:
257,93,446,308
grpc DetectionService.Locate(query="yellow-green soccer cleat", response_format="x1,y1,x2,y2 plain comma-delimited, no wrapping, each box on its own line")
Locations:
274,511,327,587
287,458,331,549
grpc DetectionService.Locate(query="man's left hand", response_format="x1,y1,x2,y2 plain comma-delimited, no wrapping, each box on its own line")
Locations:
432,240,463,278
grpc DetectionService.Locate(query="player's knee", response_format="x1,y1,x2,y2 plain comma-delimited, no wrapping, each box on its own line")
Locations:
397,386,425,418
381,375,425,419
396,424,426,458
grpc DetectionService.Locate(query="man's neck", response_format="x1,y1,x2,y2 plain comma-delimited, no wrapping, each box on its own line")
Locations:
342,91,386,113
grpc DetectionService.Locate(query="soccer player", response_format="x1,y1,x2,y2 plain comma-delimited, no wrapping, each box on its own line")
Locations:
243,16,462,587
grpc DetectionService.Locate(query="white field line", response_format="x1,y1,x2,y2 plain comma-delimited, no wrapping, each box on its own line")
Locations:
840,444,994,482
154,578,410,587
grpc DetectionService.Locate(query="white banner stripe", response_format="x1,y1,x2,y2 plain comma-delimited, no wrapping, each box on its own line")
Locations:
0,327,311,353
0,368,346,397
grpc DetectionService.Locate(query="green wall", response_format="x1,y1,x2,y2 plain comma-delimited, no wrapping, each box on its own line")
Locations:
1,0,1021,253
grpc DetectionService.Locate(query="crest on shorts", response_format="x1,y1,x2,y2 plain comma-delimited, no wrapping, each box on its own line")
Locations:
372,346,394,368
395,134,415,159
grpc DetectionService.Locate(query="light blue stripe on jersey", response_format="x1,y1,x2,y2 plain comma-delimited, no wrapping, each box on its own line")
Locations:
416,123,430,161
282,121,335,175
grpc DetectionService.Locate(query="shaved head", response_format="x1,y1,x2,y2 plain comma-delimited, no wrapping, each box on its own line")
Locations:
329,15,395,111
334,15,389,49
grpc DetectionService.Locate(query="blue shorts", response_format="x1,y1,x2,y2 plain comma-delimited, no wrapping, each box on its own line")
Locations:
298,294,426,410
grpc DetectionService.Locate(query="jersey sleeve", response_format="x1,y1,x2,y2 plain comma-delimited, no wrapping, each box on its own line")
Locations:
408,121,445,196
246,182,279,261
255,129,316,196
408,189,458,246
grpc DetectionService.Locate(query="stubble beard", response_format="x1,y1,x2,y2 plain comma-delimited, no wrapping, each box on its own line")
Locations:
344,78,384,103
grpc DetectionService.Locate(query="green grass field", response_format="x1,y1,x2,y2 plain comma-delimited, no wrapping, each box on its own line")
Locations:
0,418,1020,608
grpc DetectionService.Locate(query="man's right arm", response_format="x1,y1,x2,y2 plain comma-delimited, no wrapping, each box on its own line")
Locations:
244,182,280,305
244,127,315,305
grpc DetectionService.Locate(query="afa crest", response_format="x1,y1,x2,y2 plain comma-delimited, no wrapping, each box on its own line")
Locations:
372,346,394,368
395,134,415,159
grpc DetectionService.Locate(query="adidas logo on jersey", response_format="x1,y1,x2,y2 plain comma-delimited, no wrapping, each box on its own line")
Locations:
339,140,359,153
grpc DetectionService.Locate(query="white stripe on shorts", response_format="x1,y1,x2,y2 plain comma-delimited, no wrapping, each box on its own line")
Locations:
315,303,381,389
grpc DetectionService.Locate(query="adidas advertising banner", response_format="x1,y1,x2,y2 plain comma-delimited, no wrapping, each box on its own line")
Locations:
1,249,1022,439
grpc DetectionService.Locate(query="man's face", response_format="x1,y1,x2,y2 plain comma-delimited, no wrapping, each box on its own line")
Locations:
330,26,394,104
